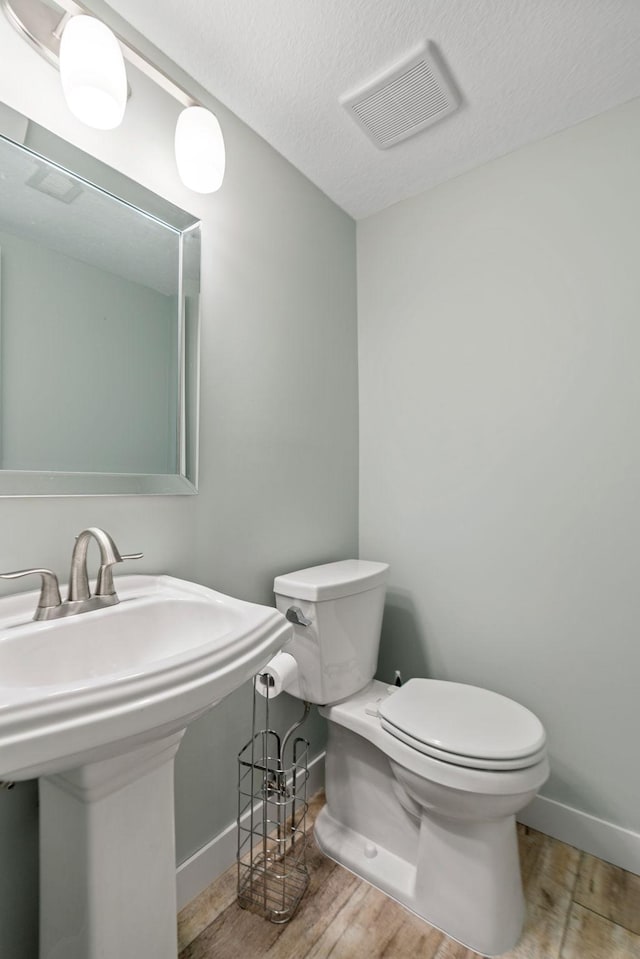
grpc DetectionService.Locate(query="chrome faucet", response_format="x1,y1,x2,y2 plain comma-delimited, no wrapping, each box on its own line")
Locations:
67,527,143,612
0,527,142,621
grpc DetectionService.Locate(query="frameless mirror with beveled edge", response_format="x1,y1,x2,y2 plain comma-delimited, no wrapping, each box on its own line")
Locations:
0,101,200,496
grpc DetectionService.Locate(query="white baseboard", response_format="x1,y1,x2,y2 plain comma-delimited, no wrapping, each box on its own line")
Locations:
176,750,325,910
518,794,640,875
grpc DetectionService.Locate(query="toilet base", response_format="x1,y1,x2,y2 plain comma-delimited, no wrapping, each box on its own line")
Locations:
315,804,417,903
315,803,525,957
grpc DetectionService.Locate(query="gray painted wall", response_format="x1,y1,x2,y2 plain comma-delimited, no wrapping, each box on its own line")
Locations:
358,98,640,836
0,8,357,958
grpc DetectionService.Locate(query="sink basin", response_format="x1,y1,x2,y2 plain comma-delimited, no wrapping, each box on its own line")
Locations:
0,574,292,780
0,572,292,959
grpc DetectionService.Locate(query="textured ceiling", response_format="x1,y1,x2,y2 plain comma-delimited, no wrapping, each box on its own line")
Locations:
105,0,640,219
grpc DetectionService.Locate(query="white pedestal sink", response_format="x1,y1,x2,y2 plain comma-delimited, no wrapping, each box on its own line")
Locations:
0,575,292,959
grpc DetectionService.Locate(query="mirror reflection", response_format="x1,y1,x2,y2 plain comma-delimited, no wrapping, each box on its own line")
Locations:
0,104,200,495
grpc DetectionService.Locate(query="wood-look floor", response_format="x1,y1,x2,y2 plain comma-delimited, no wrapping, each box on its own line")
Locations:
178,793,640,959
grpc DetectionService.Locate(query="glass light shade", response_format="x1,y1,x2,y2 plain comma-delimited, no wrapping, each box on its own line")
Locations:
175,106,225,193
59,16,127,130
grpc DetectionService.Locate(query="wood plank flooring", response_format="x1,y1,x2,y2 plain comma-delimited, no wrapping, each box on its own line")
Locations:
178,793,640,959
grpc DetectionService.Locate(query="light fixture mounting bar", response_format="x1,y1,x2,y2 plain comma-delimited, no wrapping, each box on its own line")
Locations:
1,0,197,108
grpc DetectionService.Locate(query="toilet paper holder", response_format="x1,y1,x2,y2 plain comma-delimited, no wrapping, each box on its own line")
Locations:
236,671,311,923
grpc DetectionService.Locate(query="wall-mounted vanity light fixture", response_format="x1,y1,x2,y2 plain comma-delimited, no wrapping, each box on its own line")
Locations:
59,14,127,130
1,0,226,193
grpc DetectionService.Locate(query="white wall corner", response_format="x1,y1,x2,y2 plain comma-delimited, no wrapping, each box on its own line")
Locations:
176,751,326,910
518,795,640,876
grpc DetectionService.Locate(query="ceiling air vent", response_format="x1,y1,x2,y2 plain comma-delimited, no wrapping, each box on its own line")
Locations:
341,41,460,149
26,164,83,204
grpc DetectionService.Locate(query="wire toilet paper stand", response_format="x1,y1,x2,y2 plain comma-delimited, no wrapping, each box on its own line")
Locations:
237,671,310,923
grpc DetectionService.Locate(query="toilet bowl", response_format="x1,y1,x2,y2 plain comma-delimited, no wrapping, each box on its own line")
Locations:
272,560,549,957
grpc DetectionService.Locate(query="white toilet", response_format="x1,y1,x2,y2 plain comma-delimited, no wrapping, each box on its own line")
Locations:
273,559,549,957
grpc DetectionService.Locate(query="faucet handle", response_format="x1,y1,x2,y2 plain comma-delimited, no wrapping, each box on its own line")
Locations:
95,551,143,597
0,568,62,620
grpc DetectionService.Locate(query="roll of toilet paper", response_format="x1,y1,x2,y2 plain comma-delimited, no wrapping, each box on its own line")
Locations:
255,651,299,698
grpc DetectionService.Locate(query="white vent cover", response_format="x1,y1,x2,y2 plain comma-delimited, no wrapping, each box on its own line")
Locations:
341,42,459,149
25,164,83,204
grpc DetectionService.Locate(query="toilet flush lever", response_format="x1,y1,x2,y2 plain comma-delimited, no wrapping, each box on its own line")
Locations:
285,606,312,627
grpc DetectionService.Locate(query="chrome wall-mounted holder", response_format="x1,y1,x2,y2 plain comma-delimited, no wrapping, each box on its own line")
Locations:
237,676,310,923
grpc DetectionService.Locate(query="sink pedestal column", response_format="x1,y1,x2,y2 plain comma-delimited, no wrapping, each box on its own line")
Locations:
39,731,185,959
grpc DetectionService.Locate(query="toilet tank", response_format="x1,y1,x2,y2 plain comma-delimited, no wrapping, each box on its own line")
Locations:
273,560,389,705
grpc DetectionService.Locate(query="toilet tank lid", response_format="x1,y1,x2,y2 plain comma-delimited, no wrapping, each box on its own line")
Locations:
274,560,389,602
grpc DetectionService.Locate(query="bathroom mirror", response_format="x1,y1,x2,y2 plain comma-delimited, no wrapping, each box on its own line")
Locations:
0,102,200,495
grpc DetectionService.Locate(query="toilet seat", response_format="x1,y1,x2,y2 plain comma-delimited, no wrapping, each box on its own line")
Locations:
379,721,547,770
378,678,546,771
320,680,550,795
